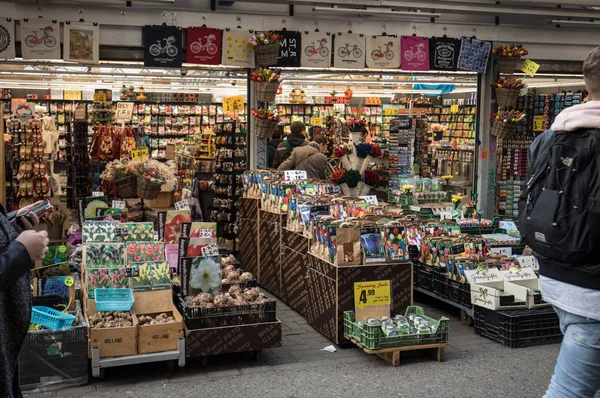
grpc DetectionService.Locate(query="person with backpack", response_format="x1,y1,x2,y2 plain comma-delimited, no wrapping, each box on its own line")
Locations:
271,121,307,169
278,135,328,180
519,47,600,398
267,125,284,168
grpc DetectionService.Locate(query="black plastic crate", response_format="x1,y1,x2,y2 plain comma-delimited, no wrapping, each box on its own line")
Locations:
175,293,277,329
432,266,448,297
408,245,420,262
444,278,472,308
416,262,435,292
474,306,562,348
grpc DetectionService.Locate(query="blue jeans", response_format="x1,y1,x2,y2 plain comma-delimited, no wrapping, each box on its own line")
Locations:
544,307,600,398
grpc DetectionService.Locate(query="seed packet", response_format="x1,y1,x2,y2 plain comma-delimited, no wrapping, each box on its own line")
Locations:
383,226,408,262
77,196,109,225
181,222,217,239
178,237,218,258
158,210,192,242
360,227,385,263
130,261,171,291
85,243,125,268
42,243,69,266
82,222,120,243
86,268,131,298
121,222,155,242
180,256,221,297
126,242,166,264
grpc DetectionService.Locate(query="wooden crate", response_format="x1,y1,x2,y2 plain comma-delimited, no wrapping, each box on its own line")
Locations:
137,307,184,354
87,313,138,359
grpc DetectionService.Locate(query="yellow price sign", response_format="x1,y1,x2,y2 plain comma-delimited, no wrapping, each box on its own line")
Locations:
93,92,107,103
223,95,244,112
521,59,540,77
64,276,74,287
533,115,545,132
354,280,391,309
310,117,322,125
64,90,82,100
450,104,460,113
131,147,149,161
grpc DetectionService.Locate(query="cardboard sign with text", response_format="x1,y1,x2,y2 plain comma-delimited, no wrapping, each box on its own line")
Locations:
116,102,134,121
354,280,391,321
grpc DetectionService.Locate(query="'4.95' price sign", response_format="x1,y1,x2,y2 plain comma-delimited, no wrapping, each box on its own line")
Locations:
354,280,391,320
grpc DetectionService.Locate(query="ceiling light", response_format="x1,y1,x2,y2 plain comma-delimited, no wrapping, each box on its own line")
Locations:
312,6,441,19
549,19,600,25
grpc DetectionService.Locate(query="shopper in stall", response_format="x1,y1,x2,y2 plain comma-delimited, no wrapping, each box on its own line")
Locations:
0,201,49,398
271,121,308,169
520,47,600,398
278,135,328,180
267,125,284,168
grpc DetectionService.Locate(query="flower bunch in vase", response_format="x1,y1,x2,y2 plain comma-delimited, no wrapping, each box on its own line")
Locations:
346,118,366,133
248,31,282,47
333,146,352,170
361,169,380,195
251,107,279,122
452,194,464,218
330,168,350,195
344,170,361,197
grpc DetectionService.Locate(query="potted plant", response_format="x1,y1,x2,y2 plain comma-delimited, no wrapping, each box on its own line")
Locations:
492,44,528,74
249,31,282,67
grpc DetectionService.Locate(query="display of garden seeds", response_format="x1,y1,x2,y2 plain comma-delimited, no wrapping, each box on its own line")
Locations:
180,255,221,297
77,195,109,225
82,222,119,243
360,227,385,263
121,222,155,242
158,209,192,242
130,261,171,291
86,268,132,298
126,242,165,264
383,226,408,262
181,222,217,238
93,207,128,222
85,243,124,268
42,243,69,266
178,237,217,258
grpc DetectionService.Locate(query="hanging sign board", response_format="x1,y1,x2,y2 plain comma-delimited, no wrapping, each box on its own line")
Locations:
131,147,149,161
533,116,545,132
450,104,460,113
300,31,331,68
521,59,540,77
0,19,17,60
429,37,461,71
63,90,82,100
457,37,492,74
275,30,301,67
115,102,134,121
20,20,61,60
93,89,112,103
186,27,222,65
354,280,391,321
284,170,307,181
223,95,244,112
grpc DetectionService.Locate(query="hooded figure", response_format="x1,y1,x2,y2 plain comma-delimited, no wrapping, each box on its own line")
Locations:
278,135,328,180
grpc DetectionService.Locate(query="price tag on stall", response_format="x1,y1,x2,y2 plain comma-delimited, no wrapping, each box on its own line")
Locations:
131,147,149,161
409,205,421,212
450,104,460,113
354,280,391,321
518,256,539,271
112,200,126,209
199,229,214,238
93,92,107,103
284,170,308,181
223,95,244,112
63,90,81,100
359,195,379,205
201,244,220,257
440,211,453,220
521,59,540,77
64,276,74,287
310,117,322,125
91,191,104,197
174,199,190,211
115,102,134,121
491,247,513,256
325,185,341,194
533,115,545,132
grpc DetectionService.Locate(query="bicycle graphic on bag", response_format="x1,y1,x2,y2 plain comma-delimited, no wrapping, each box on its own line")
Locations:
190,34,218,55
149,36,178,57
404,43,427,62
338,43,362,58
371,41,394,61
25,26,57,48
305,38,329,58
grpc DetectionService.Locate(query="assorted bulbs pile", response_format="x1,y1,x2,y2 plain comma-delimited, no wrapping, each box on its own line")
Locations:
187,286,267,309
361,314,438,337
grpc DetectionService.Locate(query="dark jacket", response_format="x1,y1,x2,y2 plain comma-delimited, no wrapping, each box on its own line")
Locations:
520,129,600,290
271,133,307,169
0,206,32,397
267,139,283,168
278,145,328,180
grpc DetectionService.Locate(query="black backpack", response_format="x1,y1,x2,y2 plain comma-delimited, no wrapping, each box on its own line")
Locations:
519,129,600,264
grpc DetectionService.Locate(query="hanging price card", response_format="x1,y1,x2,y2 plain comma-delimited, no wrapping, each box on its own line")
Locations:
63,90,81,100
359,195,378,205
174,199,190,211
223,95,244,112
450,104,460,113
284,170,308,181
533,115,545,132
199,229,214,238
116,102,134,121
491,247,513,256
518,256,539,271
521,59,540,77
131,147,149,161
112,200,126,209
93,92,107,103
91,191,104,197
310,117,322,125
354,280,391,321
201,244,220,257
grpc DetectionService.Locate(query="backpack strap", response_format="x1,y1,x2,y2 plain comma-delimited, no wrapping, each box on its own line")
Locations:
283,139,293,154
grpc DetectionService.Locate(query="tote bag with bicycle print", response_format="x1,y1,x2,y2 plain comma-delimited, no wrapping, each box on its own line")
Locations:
187,27,222,65
301,31,331,68
333,33,366,68
366,35,400,69
20,19,60,60
401,36,429,71
143,25,183,68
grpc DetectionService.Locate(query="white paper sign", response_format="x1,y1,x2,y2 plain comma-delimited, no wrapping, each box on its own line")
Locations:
174,199,190,211
365,35,401,68
199,229,214,238
440,211,453,220
0,19,16,60
112,200,126,209
201,244,220,257
518,256,539,271
333,33,366,68
284,170,308,181
409,205,421,212
333,104,346,113
301,31,331,68
491,247,513,256
92,191,104,197
115,102,134,121
20,20,61,60
359,195,378,205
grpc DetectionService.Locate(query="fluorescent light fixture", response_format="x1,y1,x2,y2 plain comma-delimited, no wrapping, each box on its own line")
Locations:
312,6,441,19
549,19,600,25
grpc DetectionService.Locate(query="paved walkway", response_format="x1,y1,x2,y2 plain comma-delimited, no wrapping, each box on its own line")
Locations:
25,293,560,398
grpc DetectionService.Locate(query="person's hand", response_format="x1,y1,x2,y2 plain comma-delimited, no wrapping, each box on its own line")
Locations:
16,230,49,262
15,200,45,232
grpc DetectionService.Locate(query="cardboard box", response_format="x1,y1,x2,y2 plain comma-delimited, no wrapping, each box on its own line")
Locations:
86,312,138,358
144,191,175,209
136,307,184,354
465,268,526,310
503,267,550,309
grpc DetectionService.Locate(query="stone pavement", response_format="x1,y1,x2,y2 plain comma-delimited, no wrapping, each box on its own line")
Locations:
25,293,560,398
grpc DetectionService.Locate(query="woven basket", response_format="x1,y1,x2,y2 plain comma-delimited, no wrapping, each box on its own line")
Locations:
255,44,279,67
496,88,520,109
497,57,521,74
492,120,517,139
114,174,138,198
254,81,279,102
136,175,162,200
253,117,278,138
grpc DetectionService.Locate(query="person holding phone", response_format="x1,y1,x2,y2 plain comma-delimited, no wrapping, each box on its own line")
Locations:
0,200,50,397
